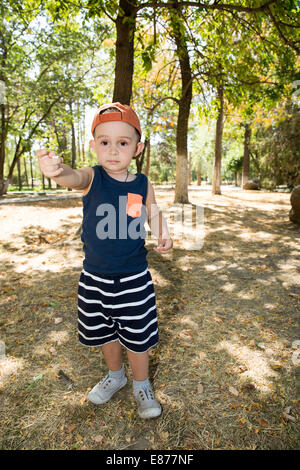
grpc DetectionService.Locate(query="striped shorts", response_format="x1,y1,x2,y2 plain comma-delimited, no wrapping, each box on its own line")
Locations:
77,267,159,353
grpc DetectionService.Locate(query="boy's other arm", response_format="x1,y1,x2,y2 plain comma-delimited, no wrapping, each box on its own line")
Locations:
145,180,173,253
36,149,93,191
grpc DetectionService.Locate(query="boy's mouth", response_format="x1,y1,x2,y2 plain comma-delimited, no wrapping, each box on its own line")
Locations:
108,160,120,163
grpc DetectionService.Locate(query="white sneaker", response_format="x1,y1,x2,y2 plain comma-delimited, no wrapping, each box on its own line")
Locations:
134,386,162,419
88,374,127,405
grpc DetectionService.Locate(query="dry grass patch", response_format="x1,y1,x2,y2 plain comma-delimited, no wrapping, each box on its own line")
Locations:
0,188,299,449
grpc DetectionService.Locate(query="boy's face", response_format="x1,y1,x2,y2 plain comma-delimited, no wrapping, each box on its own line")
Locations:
89,121,144,172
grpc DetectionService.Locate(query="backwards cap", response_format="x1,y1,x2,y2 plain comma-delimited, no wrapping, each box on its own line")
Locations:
91,102,142,137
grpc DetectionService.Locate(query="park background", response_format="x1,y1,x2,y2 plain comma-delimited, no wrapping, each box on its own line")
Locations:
0,0,299,450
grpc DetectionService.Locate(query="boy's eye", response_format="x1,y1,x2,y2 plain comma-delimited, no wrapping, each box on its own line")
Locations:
120,141,128,146
100,141,108,145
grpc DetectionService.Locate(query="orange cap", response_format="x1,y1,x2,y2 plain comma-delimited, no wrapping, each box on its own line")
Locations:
91,102,142,137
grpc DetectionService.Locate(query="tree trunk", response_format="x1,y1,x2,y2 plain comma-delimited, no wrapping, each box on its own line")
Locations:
113,0,137,104
242,122,251,189
0,102,8,195
17,157,22,191
71,120,76,169
29,152,34,189
197,159,201,186
145,138,150,177
188,152,192,185
24,156,29,187
212,82,224,195
77,101,81,164
170,8,192,204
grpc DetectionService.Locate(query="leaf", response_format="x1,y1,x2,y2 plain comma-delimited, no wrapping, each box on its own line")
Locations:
228,386,239,397
67,424,76,434
282,412,296,423
93,435,104,443
242,383,256,392
197,383,204,394
291,351,300,366
257,418,268,427
271,363,283,370
58,369,74,389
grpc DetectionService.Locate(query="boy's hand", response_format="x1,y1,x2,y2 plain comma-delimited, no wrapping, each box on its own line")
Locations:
153,237,173,254
36,149,64,178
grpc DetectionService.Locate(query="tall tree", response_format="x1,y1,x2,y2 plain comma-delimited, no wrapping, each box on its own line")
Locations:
169,4,193,204
0,2,103,194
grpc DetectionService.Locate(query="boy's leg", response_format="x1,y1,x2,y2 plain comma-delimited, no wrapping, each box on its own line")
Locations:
126,349,149,380
101,340,123,371
87,340,126,405
126,348,161,419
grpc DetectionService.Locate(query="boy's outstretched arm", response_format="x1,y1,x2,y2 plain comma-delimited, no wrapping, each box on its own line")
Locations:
36,149,93,190
145,180,173,253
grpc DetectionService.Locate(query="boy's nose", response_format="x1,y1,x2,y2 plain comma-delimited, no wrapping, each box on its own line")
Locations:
110,145,118,155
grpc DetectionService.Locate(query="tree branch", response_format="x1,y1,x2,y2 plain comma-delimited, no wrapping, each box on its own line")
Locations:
145,96,180,115
137,0,278,14
266,5,300,53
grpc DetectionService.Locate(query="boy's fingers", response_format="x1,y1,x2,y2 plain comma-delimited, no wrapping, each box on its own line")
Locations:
48,150,59,159
36,149,48,159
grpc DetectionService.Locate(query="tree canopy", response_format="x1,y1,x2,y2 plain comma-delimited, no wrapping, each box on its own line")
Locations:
1,0,299,195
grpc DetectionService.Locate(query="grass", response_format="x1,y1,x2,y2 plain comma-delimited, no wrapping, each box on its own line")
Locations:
0,187,299,450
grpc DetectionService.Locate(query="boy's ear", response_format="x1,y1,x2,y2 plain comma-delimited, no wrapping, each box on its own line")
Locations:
135,141,144,156
89,139,95,150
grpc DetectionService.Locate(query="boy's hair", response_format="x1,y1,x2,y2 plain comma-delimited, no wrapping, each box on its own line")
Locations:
91,103,141,142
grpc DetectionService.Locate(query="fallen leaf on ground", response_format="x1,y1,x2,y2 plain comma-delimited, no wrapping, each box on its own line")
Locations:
242,383,256,392
257,418,268,427
58,369,74,389
271,363,283,370
67,424,76,433
282,412,296,423
291,351,300,366
228,386,239,397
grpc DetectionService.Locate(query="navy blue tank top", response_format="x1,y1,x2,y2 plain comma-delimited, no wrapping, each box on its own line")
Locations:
81,164,149,275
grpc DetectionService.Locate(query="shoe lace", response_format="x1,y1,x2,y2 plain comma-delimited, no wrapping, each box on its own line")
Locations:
100,375,112,390
138,386,154,401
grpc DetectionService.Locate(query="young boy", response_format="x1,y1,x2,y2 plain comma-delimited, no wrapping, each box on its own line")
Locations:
37,102,173,419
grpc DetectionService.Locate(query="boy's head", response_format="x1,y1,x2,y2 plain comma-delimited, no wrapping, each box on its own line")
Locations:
90,103,144,169
91,102,142,141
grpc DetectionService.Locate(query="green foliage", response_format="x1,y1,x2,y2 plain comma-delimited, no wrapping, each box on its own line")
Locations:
1,0,299,190
254,100,300,189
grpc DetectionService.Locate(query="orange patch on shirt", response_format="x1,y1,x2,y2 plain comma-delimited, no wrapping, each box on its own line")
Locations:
126,193,143,217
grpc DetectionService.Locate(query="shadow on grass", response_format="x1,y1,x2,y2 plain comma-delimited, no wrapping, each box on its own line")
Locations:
0,194,299,450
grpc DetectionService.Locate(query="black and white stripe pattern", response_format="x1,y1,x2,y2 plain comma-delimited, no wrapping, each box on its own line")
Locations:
77,267,159,353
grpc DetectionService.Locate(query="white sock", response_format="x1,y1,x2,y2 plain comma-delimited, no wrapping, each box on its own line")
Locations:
108,364,125,380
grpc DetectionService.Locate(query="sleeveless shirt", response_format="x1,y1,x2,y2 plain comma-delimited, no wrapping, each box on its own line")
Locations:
81,164,149,275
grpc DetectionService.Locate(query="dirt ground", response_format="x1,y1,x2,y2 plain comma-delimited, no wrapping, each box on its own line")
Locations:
0,185,299,450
